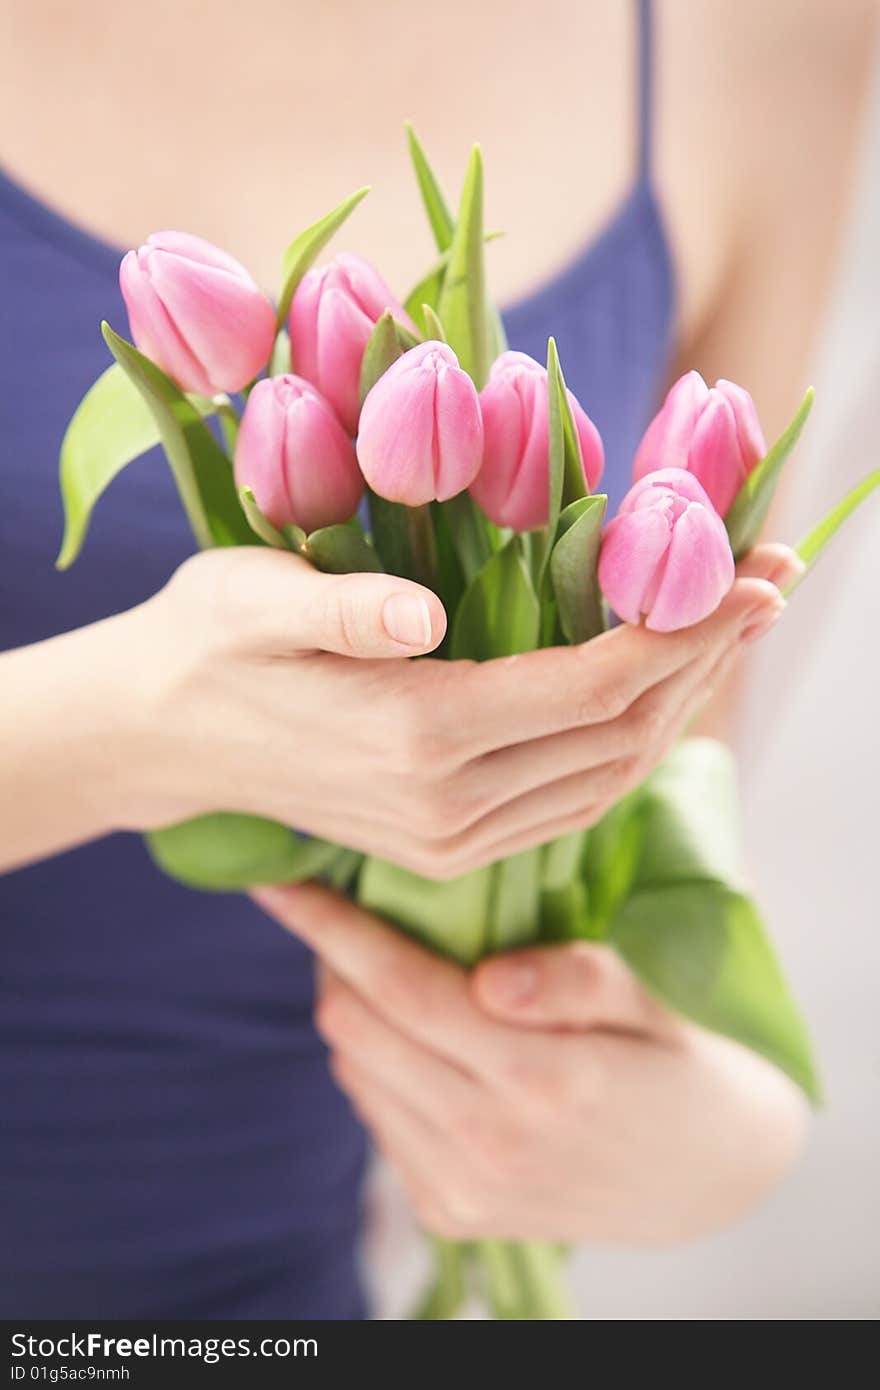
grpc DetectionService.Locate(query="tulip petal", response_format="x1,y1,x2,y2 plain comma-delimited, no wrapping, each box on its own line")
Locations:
716,378,767,469
281,387,363,532
433,360,484,500
120,250,213,396
598,506,673,625
646,501,734,632
633,370,709,479
569,391,605,493
315,288,374,434
233,381,290,528
471,373,528,525
688,392,743,515
146,231,259,281
357,355,438,505
618,466,715,516
146,251,275,394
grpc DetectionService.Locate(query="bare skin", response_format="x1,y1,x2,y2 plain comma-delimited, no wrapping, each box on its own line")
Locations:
0,0,876,1244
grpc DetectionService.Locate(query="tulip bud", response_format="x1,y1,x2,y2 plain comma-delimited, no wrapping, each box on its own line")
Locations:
598,467,735,632
289,253,415,436
469,351,604,530
119,232,275,396
234,375,364,533
356,342,484,505
633,370,766,516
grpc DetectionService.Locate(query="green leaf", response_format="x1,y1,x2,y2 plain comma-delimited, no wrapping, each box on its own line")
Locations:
550,494,607,643
403,233,505,337
275,186,370,330
57,363,163,569
609,882,820,1100
146,814,342,892
359,310,417,406
358,855,494,966
302,523,383,574
725,388,815,558
405,122,455,252
101,324,254,551
404,262,446,335
366,491,415,578
580,794,645,939
420,304,446,342
450,536,539,661
632,736,745,890
438,145,490,388
439,492,492,582
488,851,542,952
788,468,880,592
538,339,591,596
269,329,291,375
237,486,288,549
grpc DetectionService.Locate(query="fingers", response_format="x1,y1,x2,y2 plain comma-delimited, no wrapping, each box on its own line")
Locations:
735,541,805,592
251,881,510,1075
208,548,447,657
450,574,783,756
472,943,678,1036
316,969,481,1115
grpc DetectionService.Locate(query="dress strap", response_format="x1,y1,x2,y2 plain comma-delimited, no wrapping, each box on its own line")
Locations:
636,0,655,181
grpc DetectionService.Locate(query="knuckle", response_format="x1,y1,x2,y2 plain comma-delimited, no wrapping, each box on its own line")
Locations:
576,679,630,726
413,781,485,842
323,577,370,654
628,694,668,747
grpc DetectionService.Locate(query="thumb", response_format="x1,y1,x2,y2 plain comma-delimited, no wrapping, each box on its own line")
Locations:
222,549,447,658
471,943,676,1036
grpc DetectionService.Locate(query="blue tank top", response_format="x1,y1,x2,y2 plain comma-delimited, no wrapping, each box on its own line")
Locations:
0,0,673,1318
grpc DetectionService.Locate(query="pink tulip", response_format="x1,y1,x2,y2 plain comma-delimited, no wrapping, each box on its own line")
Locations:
598,468,735,632
289,253,416,435
119,232,275,396
469,351,604,530
356,342,484,505
633,370,766,516
234,375,364,533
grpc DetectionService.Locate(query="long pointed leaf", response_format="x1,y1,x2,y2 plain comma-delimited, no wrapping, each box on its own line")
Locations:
450,536,539,661
725,388,815,558
438,146,490,388
550,494,607,643
237,486,287,549
405,122,455,252
57,363,162,568
787,468,880,591
101,324,253,550
275,186,370,330
610,882,820,1100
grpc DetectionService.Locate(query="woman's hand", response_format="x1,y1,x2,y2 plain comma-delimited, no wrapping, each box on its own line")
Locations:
255,881,809,1244
0,541,796,875
131,541,794,873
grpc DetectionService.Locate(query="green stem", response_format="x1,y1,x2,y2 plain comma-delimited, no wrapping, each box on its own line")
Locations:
442,493,491,582
412,1237,469,1320
476,1240,575,1320
407,503,439,589
212,394,240,454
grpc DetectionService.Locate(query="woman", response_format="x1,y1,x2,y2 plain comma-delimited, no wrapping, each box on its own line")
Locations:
0,1,873,1317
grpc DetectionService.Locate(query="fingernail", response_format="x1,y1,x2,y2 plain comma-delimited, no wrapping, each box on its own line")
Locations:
741,598,786,644
382,593,433,647
481,957,539,1009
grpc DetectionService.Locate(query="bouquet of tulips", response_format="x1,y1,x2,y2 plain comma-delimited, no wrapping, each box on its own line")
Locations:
57,128,879,1319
